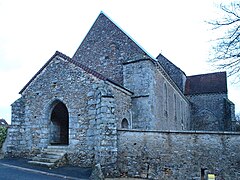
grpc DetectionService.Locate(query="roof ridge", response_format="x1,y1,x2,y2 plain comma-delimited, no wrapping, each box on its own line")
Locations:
56,51,108,81
156,53,185,74
19,52,58,94
185,71,227,95
58,51,133,94
98,12,155,60
187,71,226,78
72,12,154,60
20,51,132,95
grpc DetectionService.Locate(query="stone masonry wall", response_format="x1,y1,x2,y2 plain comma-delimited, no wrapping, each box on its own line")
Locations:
94,83,132,176
187,93,228,131
123,59,190,130
156,54,186,93
72,13,148,85
4,54,132,169
111,84,132,129
123,59,153,129
5,55,104,165
151,63,190,130
117,129,240,179
224,98,235,131
6,98,27,155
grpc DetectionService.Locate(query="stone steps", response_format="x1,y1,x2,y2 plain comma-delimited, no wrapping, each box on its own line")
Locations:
28,145,68,168
40,151,66,156
32,157,58,163
28,160,55,168
36,153,63,159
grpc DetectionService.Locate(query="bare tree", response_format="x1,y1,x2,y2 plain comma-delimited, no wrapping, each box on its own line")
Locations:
209,2,240,80
235,113,240,131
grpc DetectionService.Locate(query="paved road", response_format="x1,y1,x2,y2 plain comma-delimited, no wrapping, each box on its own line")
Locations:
0,158,92,180
0,163,65,180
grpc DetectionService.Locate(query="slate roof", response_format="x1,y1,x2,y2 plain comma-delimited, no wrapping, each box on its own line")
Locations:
185,72,227,95
156,54,185,74
156,54,186,92
19,51,133,95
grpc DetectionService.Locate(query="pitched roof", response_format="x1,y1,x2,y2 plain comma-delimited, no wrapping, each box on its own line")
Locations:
185,72,227,95
19,51,133,95
156,54,186,92
156,54,185,74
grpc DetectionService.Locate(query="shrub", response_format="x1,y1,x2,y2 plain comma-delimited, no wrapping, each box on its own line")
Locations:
0,126,7,148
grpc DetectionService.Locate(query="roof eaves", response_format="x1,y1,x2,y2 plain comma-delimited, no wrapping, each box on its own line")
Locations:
122,58,153,65
186,71,227,79
185,72,228,95
19,51,133,95
106,78,134,95
58,51,108,81
150,57,190,103
156,53,186,75
185,92,227,96
57,52,133,94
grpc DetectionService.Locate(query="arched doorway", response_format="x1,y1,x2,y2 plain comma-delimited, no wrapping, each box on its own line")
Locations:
50,101,69,145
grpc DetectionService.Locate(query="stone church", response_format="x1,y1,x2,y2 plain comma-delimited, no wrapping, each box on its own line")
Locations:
4,13,238,179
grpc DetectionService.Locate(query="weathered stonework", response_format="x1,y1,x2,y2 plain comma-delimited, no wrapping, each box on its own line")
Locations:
72,13,148,86
187,93,234,131
6,53,132,169
118,129,240,179
3,12,238,179
123,59,190,130
156,54,187,93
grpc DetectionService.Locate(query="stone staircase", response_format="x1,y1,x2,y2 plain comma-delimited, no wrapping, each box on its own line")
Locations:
28,145,68,168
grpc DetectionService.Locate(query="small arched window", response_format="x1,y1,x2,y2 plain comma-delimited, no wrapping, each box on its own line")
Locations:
163,83,168,117
174,94,177,119
121,118,129,129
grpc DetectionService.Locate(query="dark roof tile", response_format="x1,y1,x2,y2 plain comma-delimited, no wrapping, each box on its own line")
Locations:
185,72,227,95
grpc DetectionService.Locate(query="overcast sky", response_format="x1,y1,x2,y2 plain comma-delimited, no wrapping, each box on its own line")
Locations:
0,0,239,123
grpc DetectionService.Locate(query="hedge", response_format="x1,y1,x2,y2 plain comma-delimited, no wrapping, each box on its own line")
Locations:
0,126,7,149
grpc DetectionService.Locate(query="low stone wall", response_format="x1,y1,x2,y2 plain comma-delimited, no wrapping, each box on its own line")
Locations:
117,129,240,179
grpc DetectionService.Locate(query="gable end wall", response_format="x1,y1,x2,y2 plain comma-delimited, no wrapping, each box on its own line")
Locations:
4,55,132,169
187,93,228,131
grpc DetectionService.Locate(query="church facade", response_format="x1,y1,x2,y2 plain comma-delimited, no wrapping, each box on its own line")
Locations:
4,13,239,179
